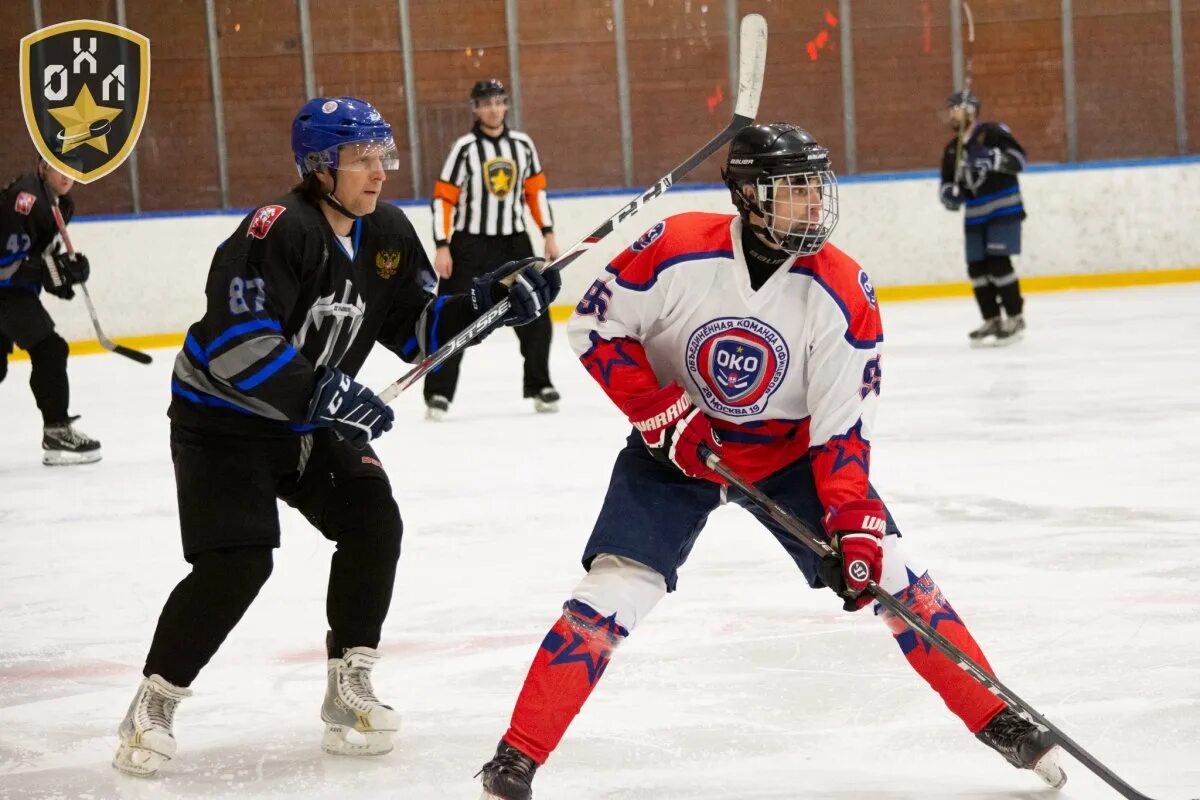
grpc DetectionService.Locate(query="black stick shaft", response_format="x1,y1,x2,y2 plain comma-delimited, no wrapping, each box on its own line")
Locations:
703,449,1158,800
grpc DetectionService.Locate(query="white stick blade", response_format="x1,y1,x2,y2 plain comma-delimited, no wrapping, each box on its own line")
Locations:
734,13,768,120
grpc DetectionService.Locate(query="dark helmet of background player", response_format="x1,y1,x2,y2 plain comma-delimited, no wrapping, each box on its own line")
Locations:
721,123,839,257
945,89,981,115
470,79,507,105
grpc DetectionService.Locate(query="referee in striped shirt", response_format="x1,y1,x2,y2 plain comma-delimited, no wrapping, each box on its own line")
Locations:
425,79,561,420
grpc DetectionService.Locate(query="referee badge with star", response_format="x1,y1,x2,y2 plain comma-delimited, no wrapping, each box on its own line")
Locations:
20,20,150,183
484,157,516,198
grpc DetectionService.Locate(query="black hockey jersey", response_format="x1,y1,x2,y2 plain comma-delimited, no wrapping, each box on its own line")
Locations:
940,121,1027,225
0,173,73,292
169,190,479,436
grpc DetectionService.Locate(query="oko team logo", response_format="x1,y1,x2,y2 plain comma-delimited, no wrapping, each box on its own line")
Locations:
685,317,790,417
20,20,150,183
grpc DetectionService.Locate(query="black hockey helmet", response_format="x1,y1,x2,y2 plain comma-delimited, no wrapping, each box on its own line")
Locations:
722,123,838,256
945,89,981,114
470,79,507,104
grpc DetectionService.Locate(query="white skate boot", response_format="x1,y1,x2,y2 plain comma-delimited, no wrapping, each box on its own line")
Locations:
113,674,191,777
320,646,400,756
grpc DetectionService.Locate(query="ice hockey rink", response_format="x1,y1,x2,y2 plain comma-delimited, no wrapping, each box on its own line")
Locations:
1,283,1197,800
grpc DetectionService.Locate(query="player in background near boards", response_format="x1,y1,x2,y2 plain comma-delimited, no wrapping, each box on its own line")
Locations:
475,123,1065,800
111,96,559,778
0,157,100,464
425,78,562,420
939,90,1028,347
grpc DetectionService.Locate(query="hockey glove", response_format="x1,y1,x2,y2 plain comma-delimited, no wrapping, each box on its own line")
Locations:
305,366,395,450
939,182,962,211
818,499,887,611
56,251,90,284
470,256,562,327
626,381,724,482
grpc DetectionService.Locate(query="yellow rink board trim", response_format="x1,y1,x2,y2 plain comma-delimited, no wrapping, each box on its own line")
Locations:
11,267,1200,360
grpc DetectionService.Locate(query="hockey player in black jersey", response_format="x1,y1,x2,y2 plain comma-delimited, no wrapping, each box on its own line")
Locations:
939,90,1028,346
0,158,100,464
112,96,560,777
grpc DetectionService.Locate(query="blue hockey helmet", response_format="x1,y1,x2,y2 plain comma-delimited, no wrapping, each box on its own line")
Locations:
291,97,398,178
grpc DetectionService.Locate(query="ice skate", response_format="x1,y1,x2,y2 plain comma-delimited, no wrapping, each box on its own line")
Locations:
42,415,102,465
992,313,1026,346
976,707,1067,789
113,674,191,777
425,394,450,421
321,646,400,756
967,317,1003,348
477,740,538,800
532,386,560,414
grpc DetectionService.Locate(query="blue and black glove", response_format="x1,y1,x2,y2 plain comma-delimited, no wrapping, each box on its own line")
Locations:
470,256,562,327
305,366,394,450
939,182,962,211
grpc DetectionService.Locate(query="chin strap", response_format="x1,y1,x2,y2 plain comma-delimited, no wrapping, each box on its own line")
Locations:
319,170,362,220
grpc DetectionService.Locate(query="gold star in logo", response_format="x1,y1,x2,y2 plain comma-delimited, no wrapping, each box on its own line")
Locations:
48,84,122,155
491,171,511,194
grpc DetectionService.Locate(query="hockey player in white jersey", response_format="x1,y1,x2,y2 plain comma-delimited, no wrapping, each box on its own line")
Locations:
475,124,1065,799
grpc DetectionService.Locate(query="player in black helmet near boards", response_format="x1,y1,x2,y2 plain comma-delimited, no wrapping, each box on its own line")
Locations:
426,78,561,420
0,156,100,464
111,95,560,778
939,89,1029,347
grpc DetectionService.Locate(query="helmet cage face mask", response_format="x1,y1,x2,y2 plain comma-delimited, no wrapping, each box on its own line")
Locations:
749,169,839,256
302,137,400,175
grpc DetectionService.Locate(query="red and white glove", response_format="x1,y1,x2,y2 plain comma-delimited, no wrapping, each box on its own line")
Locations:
626,382,723,482
820,499,887,611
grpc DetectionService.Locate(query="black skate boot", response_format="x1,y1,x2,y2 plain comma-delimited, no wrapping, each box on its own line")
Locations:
976,707,1067,789
477,740,538,800
968,317,1003,347
532,386,560,414
992,313,1026,346
42,415,102,466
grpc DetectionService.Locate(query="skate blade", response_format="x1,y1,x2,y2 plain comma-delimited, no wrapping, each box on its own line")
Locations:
533,399,559,414
1033,745,1067,790
424,407,447,422
43,449,102,466
113,743,168,777
321,723,394,756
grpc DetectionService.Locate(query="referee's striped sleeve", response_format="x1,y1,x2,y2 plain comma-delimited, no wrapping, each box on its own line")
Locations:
431,140,467,246
521,138,553,234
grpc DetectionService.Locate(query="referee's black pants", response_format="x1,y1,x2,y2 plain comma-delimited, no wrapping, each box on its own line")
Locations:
423,232,553,404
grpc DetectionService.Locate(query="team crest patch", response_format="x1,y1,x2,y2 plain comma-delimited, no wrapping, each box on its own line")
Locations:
858,269,876,308
686,317,790,417
375,249,402,279
14,192,37,215
631,221,666,252
20,20,151,184
246,205,285,239
484,157,516,197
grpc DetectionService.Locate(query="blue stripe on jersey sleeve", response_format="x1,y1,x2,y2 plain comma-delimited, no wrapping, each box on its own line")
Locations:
964,185,1020,207
171,379,255,415
204,318,283,356
788,266,884,350
607,249,735,291
0,250,29,266
234,345,298,390
185,333,208,367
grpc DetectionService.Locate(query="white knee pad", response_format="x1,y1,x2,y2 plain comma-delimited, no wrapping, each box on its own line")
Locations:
570,554,667,635
876,534,928,596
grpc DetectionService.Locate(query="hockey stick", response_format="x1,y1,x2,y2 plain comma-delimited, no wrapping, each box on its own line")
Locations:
49,205,153,365
375,13,768,405
951,0,976,185
700,447,1159,800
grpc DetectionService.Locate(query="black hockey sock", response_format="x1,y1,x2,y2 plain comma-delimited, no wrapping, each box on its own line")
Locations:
988,256,1024,317
967,260,1000,319
144,546,274,687
28,333,69,425
325,488,402,658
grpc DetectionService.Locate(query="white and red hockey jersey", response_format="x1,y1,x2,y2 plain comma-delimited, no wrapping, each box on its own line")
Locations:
568,211,883,512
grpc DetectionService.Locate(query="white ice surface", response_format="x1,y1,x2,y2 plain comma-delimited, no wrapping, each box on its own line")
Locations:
1,285,1198,799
